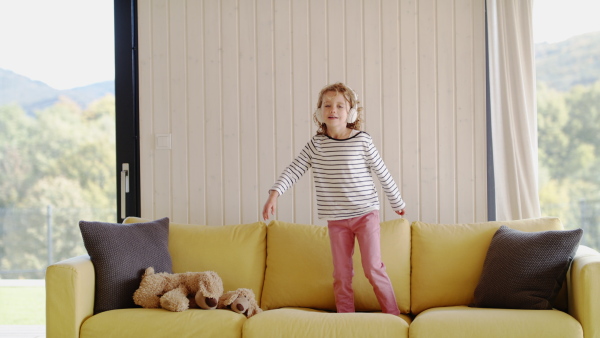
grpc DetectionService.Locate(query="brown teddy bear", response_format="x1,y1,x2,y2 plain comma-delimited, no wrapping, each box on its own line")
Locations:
133,267,224,312
218,288,263,318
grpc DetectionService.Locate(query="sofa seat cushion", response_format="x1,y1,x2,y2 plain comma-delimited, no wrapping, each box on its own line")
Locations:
124,217,267,305
409,306,583,338
243,308,410,338
79,308,245,338
410,217,564,314
261,219,411,313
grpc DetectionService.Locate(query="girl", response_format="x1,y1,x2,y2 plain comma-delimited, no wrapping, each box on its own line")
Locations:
262,82,406,315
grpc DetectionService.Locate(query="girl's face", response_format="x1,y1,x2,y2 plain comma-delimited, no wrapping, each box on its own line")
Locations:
320,91,350,128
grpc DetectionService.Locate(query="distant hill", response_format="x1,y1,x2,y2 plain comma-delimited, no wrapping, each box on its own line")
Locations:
0,68,114,114
536,31,600,92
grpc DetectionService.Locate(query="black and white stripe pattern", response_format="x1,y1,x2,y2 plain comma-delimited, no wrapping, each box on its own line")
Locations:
270,132,405,220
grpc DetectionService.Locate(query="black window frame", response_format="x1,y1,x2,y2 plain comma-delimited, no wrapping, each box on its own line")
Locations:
114,0,140,222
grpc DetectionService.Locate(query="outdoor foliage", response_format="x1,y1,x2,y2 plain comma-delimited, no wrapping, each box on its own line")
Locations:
535,31,600,250
0,95,116,279
537,81,600,249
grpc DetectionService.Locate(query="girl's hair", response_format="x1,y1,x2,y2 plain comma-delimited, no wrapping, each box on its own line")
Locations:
314,82,363,135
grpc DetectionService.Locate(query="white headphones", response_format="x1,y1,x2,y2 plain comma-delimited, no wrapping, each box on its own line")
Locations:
315,85,359,124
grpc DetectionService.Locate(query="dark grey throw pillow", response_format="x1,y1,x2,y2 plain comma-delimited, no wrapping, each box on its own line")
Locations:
79,217,172,314
471,225,582,310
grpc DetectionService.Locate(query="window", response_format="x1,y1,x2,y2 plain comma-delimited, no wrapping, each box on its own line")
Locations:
0,0,138,332
534,0,600,250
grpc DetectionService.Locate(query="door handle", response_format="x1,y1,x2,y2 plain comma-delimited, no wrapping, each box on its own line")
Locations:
121,163,130,219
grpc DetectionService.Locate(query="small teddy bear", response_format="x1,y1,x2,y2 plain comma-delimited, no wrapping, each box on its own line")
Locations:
218,288,263,318
133,267,224,312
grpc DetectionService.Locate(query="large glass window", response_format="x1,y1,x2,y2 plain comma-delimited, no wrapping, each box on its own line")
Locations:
0,0,115,330
534,0,600,250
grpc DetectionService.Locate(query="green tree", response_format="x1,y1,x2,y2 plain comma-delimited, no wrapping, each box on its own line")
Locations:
0,95,116,278
538,81,600,249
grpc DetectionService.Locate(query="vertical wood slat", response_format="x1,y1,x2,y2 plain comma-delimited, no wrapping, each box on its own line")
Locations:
436,0,458,223
309,0,327,225
169,0,188,224
221,0,241,225
186,0,206,225
256,0,276,224
472,0,487,223
137,0,486,226
203,0,223,225
327,0,345,82
455,0,475,223
345,0,363,90
418,0,438,223
138,0,154,220
151,0,171,220
274,0,294,223
239,0,259,224
382,0,401,222
399,0,419,221
291,0,312,225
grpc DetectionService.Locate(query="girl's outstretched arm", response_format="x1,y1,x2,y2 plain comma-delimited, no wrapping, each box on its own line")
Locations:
364,134,406,212
262,190,279,221
264,139,314,221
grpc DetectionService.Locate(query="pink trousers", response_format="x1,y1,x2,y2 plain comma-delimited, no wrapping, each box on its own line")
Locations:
327,210,400,315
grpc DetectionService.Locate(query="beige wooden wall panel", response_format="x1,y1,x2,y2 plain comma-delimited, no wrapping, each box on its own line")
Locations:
137,0,487,226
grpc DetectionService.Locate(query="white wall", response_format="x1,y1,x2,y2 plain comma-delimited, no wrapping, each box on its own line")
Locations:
137,0,487,226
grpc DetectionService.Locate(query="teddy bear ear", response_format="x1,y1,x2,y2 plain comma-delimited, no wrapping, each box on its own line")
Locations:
143,267,155,276
205,276,224,297
239,288,255,299
210,272,224,293
218,291,237,307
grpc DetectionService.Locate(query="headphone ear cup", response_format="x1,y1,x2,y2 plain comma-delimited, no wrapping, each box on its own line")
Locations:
347,107,358,123
315,108,324,123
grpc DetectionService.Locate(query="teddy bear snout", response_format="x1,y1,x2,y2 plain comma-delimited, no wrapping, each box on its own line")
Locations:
236,303,245,311
206,297,218,308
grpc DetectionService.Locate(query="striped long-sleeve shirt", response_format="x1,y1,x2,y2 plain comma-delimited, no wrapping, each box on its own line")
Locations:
270,131,406,220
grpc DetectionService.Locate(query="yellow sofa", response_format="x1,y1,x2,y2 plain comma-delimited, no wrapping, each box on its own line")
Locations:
46,217,600,338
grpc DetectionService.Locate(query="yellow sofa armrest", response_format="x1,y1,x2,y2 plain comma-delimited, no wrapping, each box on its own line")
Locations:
568,245,600,338
46,255,95,338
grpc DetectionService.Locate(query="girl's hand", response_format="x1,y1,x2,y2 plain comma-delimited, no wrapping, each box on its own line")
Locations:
262,190,279,221
395,209,405,216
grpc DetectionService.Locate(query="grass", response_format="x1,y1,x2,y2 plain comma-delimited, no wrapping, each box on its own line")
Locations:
0,286,45,325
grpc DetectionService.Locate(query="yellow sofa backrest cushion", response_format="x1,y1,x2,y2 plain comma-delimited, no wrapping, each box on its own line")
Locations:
410,217,564,314
123,217,267,304
261,218,411,313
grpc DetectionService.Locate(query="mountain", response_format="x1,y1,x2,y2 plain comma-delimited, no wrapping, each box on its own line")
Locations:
536,31,600,91
0,68,114,114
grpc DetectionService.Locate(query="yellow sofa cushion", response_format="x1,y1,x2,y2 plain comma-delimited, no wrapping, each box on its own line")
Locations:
409,306,582,338
260,219,411,313
242,308,410,338
410,217,563,314
80,308,245,338
123,217,267,305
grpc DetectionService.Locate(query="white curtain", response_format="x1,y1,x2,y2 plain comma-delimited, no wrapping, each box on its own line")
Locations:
487,0,541,221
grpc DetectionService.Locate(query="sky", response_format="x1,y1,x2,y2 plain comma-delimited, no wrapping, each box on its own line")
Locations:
0,0,599,90
533,0,600,43
0,0,114,90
